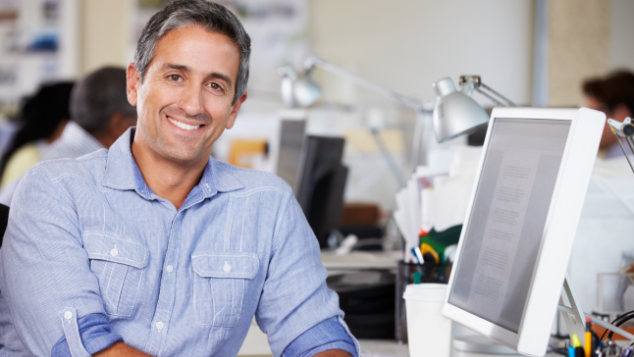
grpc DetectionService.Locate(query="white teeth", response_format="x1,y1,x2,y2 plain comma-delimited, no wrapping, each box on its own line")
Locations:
168,117,201,130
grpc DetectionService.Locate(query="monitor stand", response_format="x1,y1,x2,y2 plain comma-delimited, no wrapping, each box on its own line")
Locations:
453,334,520,355
559,274,634,342
453,274,634,355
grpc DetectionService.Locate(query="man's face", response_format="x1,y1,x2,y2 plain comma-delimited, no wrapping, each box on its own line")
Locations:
127,25,247,165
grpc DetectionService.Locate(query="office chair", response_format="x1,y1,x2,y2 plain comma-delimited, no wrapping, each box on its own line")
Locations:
0,204,8,248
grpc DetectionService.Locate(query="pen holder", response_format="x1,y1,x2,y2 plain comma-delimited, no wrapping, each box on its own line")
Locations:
395,261,452,343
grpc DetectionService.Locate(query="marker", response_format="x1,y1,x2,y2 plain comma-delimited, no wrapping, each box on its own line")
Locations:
567,345,575,357
585,317,591,357
570,334,584,357
413,271,422,285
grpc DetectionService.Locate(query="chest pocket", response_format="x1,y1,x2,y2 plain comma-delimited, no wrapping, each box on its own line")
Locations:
85,232,148,317
191,253,259,328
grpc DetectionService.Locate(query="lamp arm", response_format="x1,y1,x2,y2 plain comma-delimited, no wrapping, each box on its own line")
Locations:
477,82,518,107
370,128,408,187
309,56,423,111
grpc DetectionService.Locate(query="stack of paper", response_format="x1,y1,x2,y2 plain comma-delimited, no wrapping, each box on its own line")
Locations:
393,146,483,261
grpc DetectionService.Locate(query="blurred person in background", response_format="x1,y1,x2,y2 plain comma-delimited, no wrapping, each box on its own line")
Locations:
0,67,137,205
0,82,74,190
583,70,634,158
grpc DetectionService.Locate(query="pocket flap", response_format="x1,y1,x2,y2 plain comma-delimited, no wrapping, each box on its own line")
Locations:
191,253,259,279
84,232,148,269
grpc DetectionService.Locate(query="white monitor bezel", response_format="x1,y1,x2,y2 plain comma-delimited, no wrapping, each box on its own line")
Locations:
441,107,605,356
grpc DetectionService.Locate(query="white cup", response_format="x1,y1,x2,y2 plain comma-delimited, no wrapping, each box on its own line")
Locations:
403,283,452,357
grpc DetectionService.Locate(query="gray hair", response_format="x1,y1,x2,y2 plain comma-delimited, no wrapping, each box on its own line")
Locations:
134,0,251,104
70,67,137,135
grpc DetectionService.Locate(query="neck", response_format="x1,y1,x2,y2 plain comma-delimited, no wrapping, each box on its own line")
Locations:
130,139,208,210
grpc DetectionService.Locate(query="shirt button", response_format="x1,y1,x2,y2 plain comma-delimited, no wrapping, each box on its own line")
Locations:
156,322,164,330
166,265,174,273
110,248,118,257
64,311,72,320
223,262,231,272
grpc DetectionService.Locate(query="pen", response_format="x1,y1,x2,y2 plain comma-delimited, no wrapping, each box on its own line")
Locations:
413,246,424,264
585,317,592,357
410,248,420,264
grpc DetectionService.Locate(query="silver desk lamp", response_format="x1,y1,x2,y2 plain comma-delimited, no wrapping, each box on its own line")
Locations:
279,56,495,186
279,55,426,187
608,117,634,172
431,75,517,143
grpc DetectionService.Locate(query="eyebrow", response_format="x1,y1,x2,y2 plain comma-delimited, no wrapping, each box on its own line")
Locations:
165,63,233,88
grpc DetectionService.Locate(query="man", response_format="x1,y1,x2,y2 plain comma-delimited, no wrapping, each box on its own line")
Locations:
583,70,634,158
0,67,137,205
0,1,358,357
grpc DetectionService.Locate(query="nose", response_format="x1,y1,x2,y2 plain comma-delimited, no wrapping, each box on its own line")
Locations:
177,81,204,117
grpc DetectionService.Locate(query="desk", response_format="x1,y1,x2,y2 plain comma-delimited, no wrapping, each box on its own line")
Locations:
237,319,563,357
237,319,562,357
237,318,409,356
320,251,401,271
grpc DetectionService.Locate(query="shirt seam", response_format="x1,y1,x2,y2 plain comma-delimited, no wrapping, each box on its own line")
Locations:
271,194,293,253
230,186,290,198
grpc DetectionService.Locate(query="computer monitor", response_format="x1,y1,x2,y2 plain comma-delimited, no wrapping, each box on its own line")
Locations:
276,119,306,191
442,107,605,356
295,135,348,248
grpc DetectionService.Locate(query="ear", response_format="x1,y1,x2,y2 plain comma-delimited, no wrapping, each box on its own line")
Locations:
226,91,248,130
127,63,141,106
614,103,633,122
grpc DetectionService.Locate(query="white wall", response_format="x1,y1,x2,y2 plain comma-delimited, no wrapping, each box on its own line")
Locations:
609,0,634,71
309,0,534,107
79,0,135,75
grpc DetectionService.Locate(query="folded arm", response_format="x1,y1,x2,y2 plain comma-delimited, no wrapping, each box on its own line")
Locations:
255,193,359,357
1,166,123,356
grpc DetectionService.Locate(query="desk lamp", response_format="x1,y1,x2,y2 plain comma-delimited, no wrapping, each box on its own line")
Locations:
431,75,517,143
279,55,487,187
608,117,634,172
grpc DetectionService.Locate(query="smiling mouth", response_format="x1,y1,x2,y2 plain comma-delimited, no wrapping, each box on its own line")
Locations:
167,116,203,131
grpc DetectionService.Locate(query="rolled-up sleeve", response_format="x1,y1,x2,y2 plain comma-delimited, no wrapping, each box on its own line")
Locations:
0,165,110,356
255,194,360,357
51,313,123,357
282,316,357,357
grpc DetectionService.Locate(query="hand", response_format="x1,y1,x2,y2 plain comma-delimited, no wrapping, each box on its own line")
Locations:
93,342,153,357
313,349,352,357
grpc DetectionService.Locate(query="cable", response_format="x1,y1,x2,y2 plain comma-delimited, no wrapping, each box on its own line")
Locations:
607,312,634,341
600,311,634,341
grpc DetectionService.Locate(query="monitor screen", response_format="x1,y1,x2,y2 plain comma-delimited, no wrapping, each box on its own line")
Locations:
295,135,348,247
448,118,571,333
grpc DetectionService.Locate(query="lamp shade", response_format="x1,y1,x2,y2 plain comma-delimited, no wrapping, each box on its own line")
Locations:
279,65,322,108
432,77,489,143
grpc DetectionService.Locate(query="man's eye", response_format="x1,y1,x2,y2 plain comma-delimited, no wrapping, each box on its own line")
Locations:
169,74,181,81
210,83,220,90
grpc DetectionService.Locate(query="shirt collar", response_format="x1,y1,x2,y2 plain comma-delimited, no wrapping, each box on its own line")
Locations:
102,127,243,199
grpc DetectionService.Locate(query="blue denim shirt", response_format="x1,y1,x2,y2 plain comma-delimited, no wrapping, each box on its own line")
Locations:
0,128,359,357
